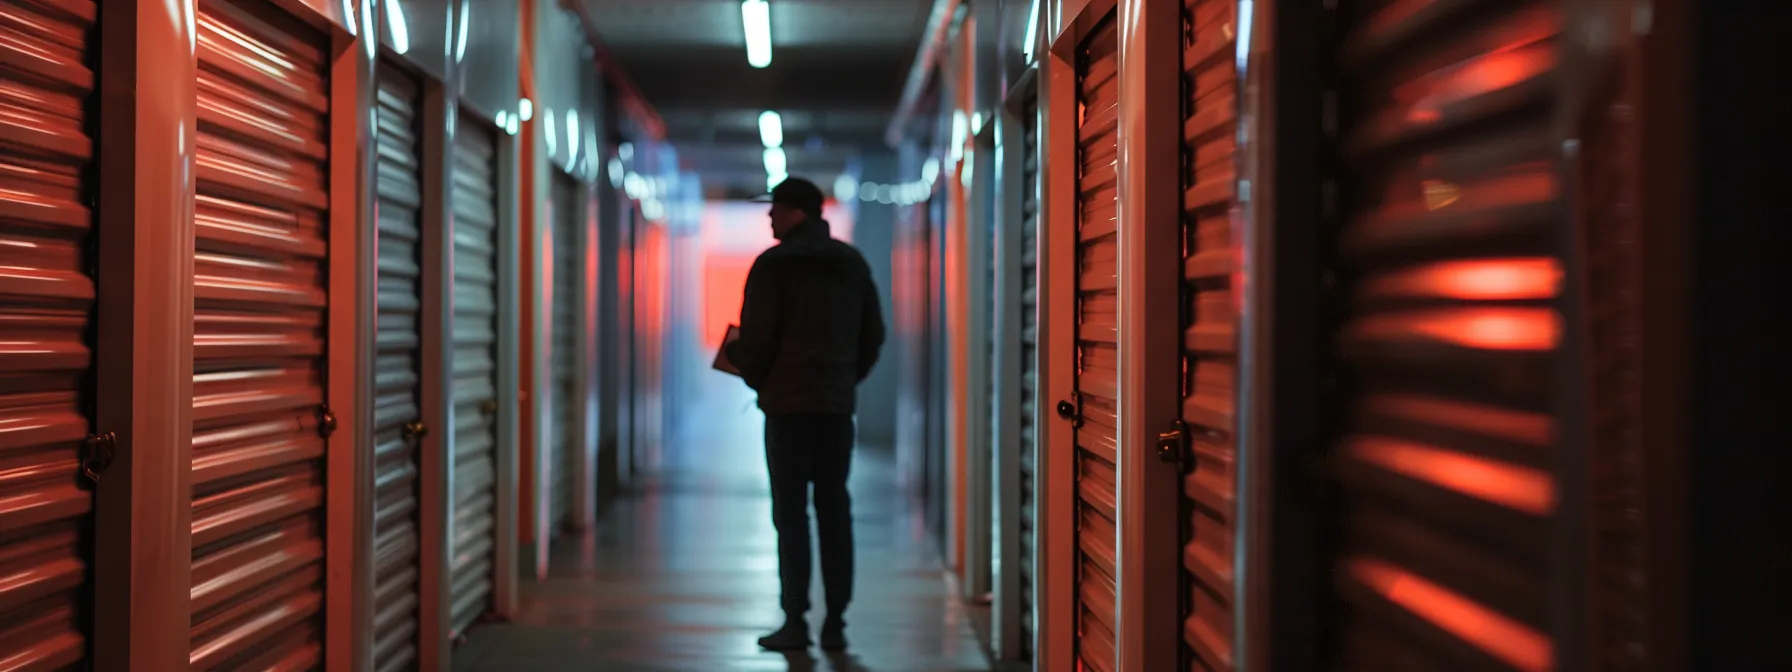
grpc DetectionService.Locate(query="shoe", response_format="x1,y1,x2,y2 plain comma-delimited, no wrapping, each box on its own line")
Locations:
757,620,811,651
819,617,847,651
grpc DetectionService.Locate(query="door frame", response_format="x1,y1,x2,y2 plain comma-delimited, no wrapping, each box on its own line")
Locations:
1034,1,1117,670
991,64,1040,664
326,6,377,669
92,2,200,669
1114,0,1187,669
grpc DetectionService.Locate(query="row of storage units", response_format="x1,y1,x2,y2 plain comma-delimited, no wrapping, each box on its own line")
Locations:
0,0,681,669
887,0,1764,670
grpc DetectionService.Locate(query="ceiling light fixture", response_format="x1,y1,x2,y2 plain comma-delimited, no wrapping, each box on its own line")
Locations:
742,0,772,68
759,110,783,148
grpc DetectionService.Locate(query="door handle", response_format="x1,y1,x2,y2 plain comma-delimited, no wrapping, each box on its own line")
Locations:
403,420,429,443
1055,393,1083,429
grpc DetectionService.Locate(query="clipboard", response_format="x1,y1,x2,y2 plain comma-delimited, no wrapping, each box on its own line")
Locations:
712,324,743,377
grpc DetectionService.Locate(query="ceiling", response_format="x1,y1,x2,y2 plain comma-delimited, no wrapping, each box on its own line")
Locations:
580,0,935,198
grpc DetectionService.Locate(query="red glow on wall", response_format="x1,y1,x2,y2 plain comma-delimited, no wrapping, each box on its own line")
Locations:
698,200,854,350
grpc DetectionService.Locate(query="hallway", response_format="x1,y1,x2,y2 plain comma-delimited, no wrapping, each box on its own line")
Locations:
453,377,990,671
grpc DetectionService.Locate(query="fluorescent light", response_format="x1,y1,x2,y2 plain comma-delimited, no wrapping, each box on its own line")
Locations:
742,0,772,68
834,175,858,201
763,146,787,177
564,109,580,171
544,108,557,157
519,98,534,122
1023,0,1040,61
758,110,783,148
384,0,410,54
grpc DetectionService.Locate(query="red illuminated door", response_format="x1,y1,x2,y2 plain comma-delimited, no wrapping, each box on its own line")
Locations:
0,1,99,668
450,114,502,637
371,64,425,668
1179,0,1241,669
1071,16,1121,672
1321,1,1568,670
189,0,333,666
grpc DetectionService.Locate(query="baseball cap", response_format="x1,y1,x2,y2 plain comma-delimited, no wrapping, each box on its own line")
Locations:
752,177,825,215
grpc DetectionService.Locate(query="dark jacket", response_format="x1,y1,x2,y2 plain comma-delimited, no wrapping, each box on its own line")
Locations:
724,218,885,414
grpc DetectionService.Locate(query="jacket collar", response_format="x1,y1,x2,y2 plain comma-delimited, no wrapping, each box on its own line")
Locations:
779,217,831,242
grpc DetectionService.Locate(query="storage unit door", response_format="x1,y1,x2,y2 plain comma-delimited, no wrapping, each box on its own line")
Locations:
190,1,332,668
1179,0,1240,670
548,176,579,533
1073,17,1120,672
372,65,424,671
1326,2,1564,670
449,116,501,638
1016,90,1040,663
0,1,98,668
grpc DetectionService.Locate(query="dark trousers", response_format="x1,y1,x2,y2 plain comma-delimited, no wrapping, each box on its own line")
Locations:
764,413,855,619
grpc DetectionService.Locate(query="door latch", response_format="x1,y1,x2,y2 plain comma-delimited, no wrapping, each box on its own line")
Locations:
480,400,499,417
402,420,429,442
1055,393,1083,429
81,431,118,484
316,405,338,439
1156,419,1188,465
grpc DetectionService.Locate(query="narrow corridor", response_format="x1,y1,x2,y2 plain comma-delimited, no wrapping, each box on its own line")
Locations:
453,377,990,672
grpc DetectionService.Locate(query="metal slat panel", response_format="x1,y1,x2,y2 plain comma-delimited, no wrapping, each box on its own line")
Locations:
1017,93,1039,661
1178,1,1241,670
548,177,579,533
449,117,500,639
371,66,423,672
0,1,98,669
189,1,331,668
1074,18,1120,672
1328,2,1563,671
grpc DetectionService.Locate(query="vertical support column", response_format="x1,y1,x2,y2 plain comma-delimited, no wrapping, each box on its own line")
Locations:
1034,28,1080,672
494,91,526,617
1115,0,1184,669
417,79,458,671
325,9,377,671
92,1,197,669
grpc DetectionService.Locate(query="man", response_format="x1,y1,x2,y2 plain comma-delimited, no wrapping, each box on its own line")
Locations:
725,177,885,651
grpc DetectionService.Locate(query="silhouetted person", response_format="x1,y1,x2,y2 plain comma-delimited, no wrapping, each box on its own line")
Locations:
725,177,885,651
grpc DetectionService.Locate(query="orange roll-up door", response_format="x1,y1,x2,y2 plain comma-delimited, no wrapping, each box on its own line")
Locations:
1179,0,1240,670
0,0,99,668
1072,16,1120,672
189,0,331,667
1326,1,1565,670
371,65,425,670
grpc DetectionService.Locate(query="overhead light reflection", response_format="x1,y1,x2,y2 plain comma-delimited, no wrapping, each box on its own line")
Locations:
519,98,534,122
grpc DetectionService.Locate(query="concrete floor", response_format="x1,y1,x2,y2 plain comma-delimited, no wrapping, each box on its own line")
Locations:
454,372,991,672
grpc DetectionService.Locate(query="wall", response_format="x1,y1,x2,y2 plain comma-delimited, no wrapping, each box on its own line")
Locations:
854,150,901,450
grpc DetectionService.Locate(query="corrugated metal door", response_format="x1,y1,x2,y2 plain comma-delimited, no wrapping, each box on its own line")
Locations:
548,176,579,533
372,65,424,671
1072,17,1120,672
189,1,332,668
0,1,97,668
1180,0,1239,670
449,116,501,638
1016,91,1040,662
1326,2,1564,670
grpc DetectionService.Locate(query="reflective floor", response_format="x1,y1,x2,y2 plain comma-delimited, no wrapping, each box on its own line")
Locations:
454,372,991,671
